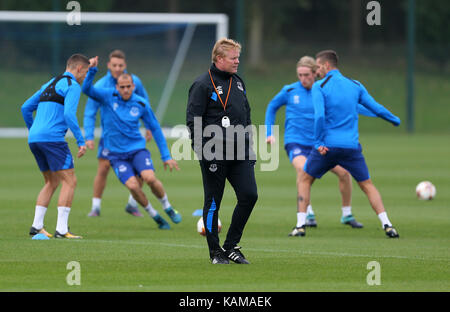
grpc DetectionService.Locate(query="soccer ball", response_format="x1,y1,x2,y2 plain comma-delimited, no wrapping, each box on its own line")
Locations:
197,217,222,236
415,181,436,200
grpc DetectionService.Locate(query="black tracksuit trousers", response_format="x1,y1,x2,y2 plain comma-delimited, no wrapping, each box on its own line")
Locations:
199,159,258,258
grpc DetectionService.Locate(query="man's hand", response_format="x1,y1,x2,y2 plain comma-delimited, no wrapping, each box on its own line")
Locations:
86,140,95,150
89,56,98,68
145,129,153,142
163,159,180,172
77,145,87,158
317,146,329,156
266,136,276,144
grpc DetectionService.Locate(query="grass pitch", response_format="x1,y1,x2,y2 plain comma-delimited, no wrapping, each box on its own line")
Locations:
0,134,449,292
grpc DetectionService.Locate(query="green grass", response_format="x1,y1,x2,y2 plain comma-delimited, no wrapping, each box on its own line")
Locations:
0,134,449,291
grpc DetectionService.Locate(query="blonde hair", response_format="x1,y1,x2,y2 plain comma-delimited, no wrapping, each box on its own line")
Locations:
211,38,241,63
296,56,318,72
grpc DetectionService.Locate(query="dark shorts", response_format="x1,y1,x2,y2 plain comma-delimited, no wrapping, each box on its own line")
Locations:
109,149,155,184
285,143,313,163
304,144,370,182
29,141,74,172
97,137,110,159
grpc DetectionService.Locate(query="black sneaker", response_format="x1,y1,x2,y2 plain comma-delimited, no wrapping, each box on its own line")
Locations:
224,246,250,264
288,225,306,237
210,249,230,264
29,226,53,238
384,224,399,238
341,215,364,228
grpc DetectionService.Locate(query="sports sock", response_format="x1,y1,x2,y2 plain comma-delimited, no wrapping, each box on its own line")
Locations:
56,206,71,234
92,197,101,211
377,211,392,227
342,206,352,217
296,212,307,228
306,204,314,215
144,203,158,218
32,205,47,230
159,194,171,210
128,194,138,208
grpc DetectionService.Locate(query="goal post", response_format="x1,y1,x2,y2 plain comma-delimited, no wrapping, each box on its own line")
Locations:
0,11,228,136
0,11,228,42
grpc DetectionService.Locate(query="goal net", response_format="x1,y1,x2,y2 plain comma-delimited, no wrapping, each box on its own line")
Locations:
0,11,228,135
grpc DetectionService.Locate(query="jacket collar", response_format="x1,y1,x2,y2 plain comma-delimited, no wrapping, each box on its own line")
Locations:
210,63,233,79
326,69,340,77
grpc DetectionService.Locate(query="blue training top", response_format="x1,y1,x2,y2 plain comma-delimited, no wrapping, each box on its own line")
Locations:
21,71,85,147
311,69,400,149
265,80,377,147
83,70,150,141
82,67,171,161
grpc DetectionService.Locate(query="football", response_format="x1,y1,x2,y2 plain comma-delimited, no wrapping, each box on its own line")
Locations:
416,181,436,200
197,217,222,236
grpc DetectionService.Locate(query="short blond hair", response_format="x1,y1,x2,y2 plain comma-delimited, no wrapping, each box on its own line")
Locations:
211,38,241,63
296,56,318,72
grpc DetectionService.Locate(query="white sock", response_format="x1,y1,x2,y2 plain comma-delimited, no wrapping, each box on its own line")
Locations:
159,194,171,210
144,203,158,218
306,204,314,215
32,205,47,229
296,212,307,228
92,197,101,211
56,206,71,234
128,194,138,208
342,206,352,217
377,212,392,227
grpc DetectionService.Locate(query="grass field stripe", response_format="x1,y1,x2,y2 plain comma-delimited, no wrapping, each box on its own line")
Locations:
75,239,450,262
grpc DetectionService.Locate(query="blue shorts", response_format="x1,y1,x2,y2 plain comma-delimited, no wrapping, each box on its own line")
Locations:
109,149,155,184
304,144,370,182
285,143,313,163
29,141,74,172
97,138,110,159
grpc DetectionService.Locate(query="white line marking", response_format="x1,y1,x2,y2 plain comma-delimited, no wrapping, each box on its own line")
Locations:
73,239,450,262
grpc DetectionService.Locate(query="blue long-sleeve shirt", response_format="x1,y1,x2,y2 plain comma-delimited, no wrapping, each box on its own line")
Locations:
265,80,377,147
21,72,85,147
312,69,400,149
82,67,171,161
83,70,149,141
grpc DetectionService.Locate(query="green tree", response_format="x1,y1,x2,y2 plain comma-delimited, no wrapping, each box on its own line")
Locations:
416,0,450,69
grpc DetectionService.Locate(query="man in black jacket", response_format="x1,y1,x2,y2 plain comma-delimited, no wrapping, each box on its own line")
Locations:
186,38,258,264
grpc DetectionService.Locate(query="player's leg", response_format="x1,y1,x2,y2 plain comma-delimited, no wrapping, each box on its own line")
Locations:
110,155,169,229
199,160,228,264
30,170,60,237
54,168,82,238
330,165,363,228
297,148,337,236
133,149,181,223
222,160,258,264
123,175,169,228
124,175,143,216
88,157,110,216
357,179,398,237
284,143,317,230
339,145,399,238
292,154,317,227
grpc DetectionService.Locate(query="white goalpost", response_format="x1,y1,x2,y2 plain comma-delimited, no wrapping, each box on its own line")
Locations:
0,11,229,138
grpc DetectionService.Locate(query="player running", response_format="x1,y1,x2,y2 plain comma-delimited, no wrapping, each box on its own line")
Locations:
82,56,181,229
297,50,400,238
265,56,375,236
22,54,90,239
84,50,152,217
